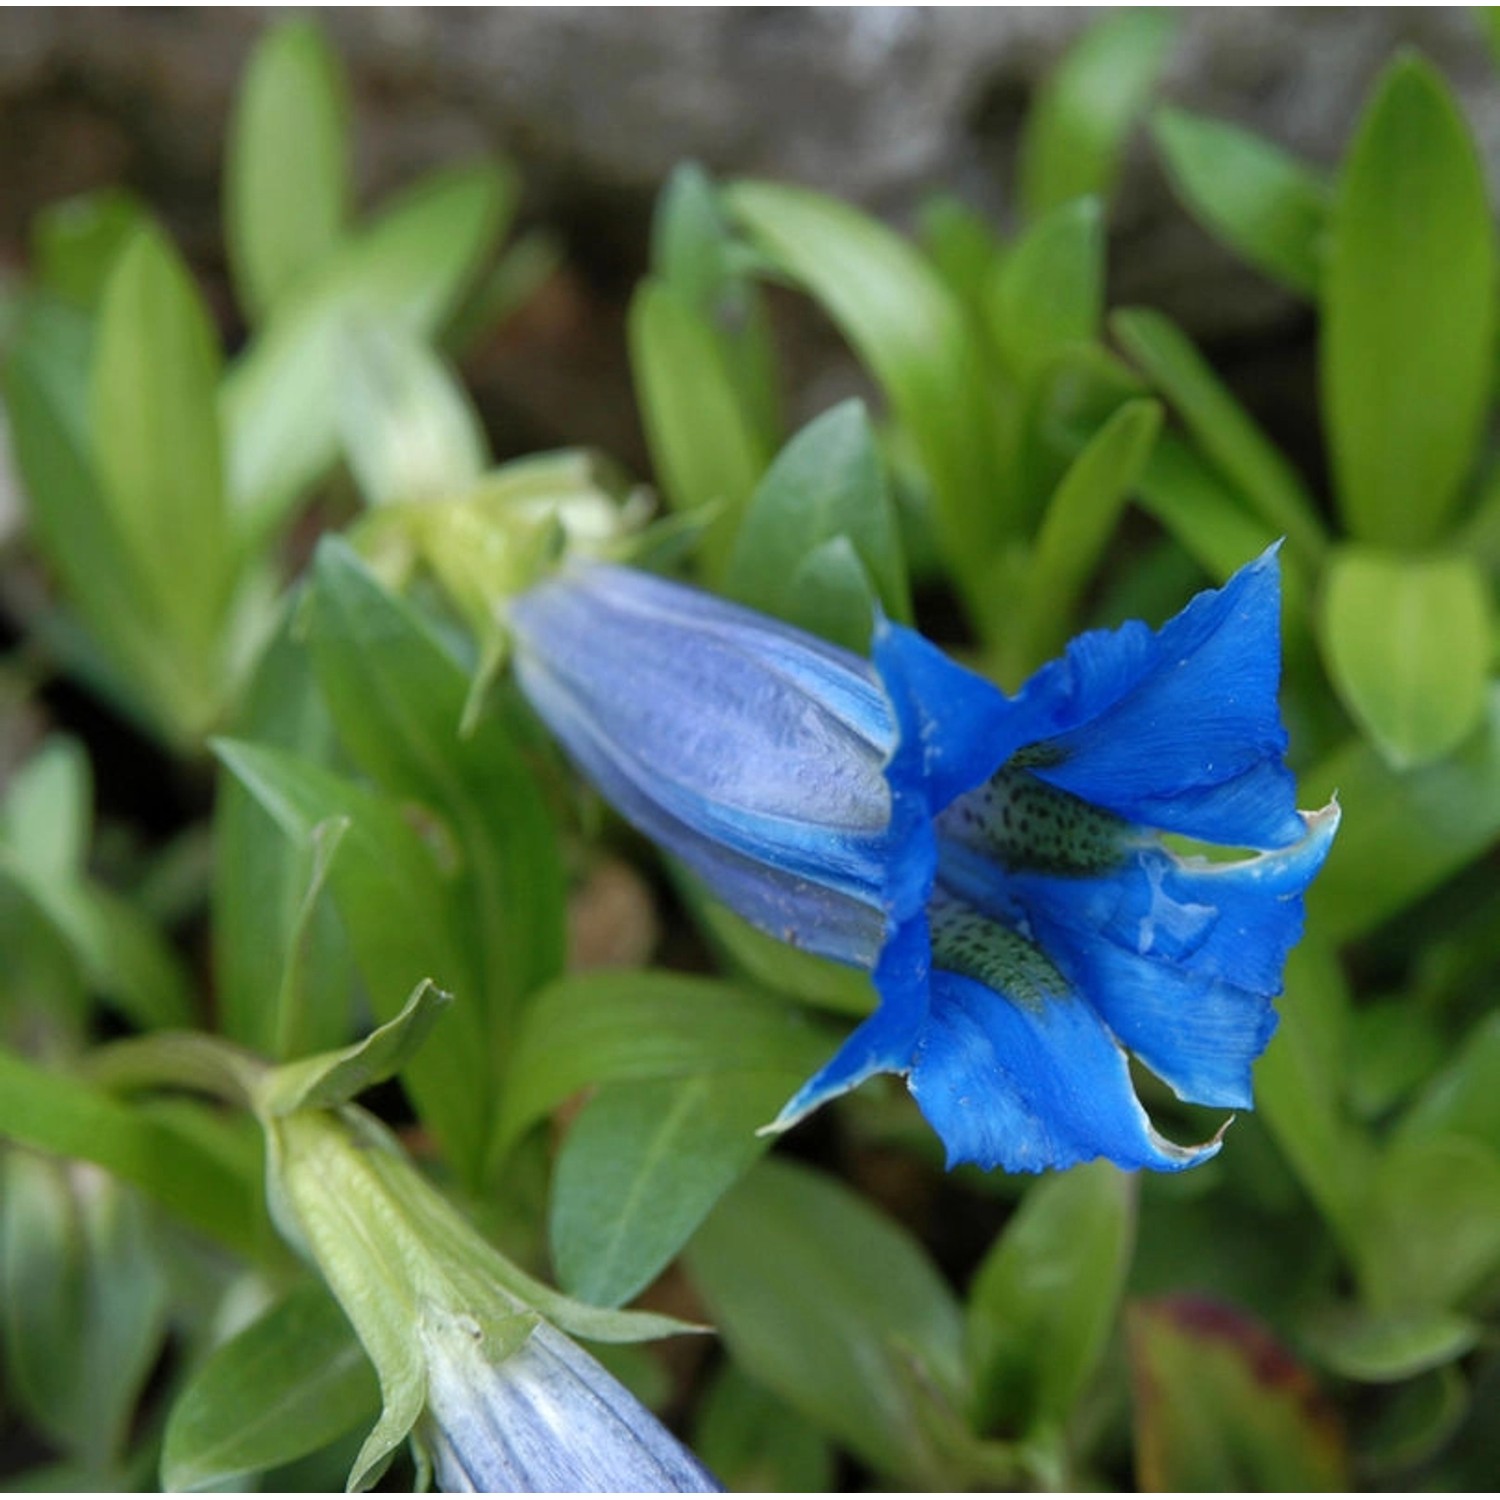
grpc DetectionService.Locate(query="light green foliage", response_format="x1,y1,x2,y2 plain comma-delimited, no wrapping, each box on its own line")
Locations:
1322,57,1496,546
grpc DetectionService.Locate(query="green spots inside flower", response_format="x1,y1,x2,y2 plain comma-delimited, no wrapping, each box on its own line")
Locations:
938,765,1131,877
929,893,1068,1012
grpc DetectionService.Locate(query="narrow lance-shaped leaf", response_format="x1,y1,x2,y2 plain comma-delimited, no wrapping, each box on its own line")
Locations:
727,180,1004,620
91,221,229,659
987,196,1104,390
1153,107,1328,295
1113,307,1327,569
1018,10,1178,220
225,17,351,321
1322,55,1495,545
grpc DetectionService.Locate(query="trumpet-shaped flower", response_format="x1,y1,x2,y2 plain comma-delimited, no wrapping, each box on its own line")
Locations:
509,551,1337,1173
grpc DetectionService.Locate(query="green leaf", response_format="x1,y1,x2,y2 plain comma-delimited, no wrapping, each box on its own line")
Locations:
1308,1305,1480,1384
967,1163,1134,1439
337,321,489,507
1153,107,1328,295
1018,10,1178,221
1128,1296,1348,1489
212,605,353,1059
1359,1134,1500,1313
225,18,350,321
724,399,911,638
1254,938,1370,1253
0,1048,264,1259
694,1365,835,1493
223,161,511,539
550,1071,792,1309
162,1280,377,1492
0,1155,169,1471
727,181,1003,615
1113,308,1327,569
259,980,452,1118
492,970,839,1162
1306,689,1500,941
2,735,90,881
780,537,880,654
1318,546,1492,770
687,1158,968,1487
91,221,228,650
987,197,1104,389
1136,432,1281,583
32,189,147,311
919,193,1006,315
3,308,180,732
1003,397,1160,679
627,278,768,572
308,539,565,1051
213,739,490,1183
1322,56,1495,545
1400,1013,1500,1154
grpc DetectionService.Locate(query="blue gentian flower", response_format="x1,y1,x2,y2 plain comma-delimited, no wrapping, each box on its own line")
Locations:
424,1318,721,1493
509,551,1337,1174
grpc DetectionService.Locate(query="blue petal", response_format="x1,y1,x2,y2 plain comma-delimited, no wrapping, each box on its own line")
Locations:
767,903,934,1130
511,565,898,967
1008,548,1304,849
1005,804,1339,1107
908,971,1223,1174
426,1321,720,1493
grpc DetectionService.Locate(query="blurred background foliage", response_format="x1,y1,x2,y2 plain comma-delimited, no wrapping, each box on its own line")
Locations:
1,8,1499,1491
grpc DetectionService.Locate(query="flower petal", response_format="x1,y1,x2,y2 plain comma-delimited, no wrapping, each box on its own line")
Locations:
511,564,897,966
907,970,1223,1174
1011,548,1304,849
425,1321,720,1493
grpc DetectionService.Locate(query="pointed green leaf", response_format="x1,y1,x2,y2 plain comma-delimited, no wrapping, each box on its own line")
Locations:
726,181,1004,610
1308,1306,1479,1385
725,399,910,641
161,1280,378,1491
988,197,1104,389
1129,1296,1348,1490
226,18,350,321
1018,10,1177,220
2,735,91,881
1113,308,1327,568
212,606,353,1059
686,1158,968,1487
308,539,565,1054
1323,56,1495,545
628,278,768,571
0,1047,263,1259
1153,107,1328,295
967,1163,1135,1438
550,1070,793,1309
694,1365,835,1493
259,980,452,1118
213,738,489,1182
91,221,228,645
1005,397,1161,678
223,161,512,538
1319,546,1492,769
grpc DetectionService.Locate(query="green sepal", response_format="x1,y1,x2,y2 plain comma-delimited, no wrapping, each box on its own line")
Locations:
255,979,453,1119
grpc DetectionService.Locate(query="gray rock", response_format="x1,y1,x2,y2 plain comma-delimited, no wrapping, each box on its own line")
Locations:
0,7,1495,466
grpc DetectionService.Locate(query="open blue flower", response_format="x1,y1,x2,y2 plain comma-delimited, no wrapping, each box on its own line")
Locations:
509,551,1337,1174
